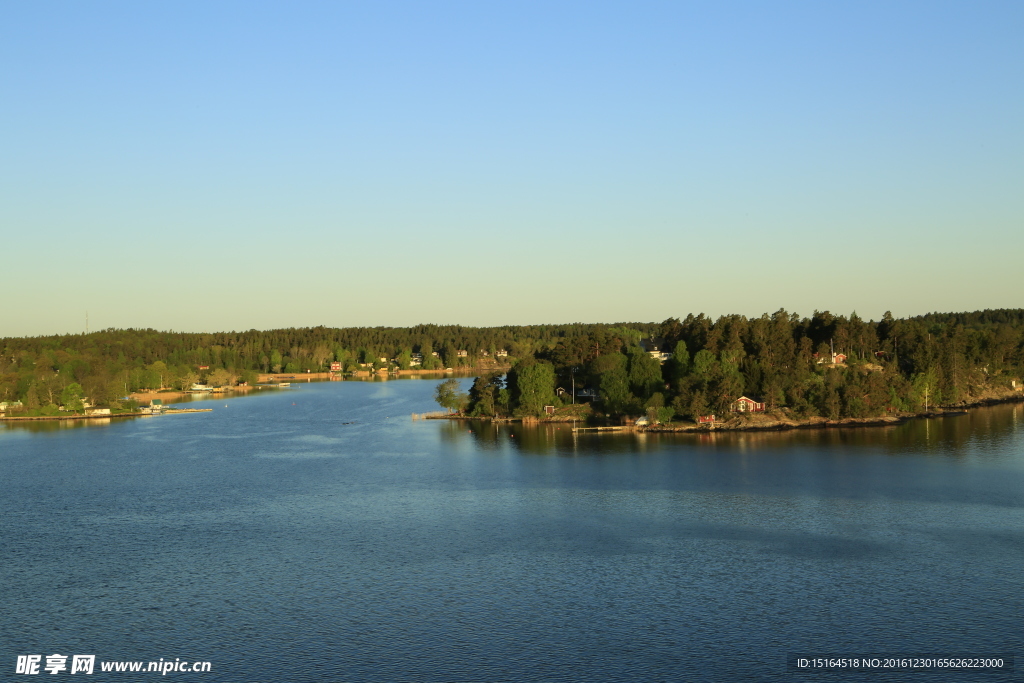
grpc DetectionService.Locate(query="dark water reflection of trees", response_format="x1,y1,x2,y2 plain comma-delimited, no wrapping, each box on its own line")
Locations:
6,390,1021,459
0,417,115,434
439,402,1024,458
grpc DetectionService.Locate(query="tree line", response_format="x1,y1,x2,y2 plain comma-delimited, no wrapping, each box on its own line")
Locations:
3,310,1022,419
0,322,653,412
442,309,1024,422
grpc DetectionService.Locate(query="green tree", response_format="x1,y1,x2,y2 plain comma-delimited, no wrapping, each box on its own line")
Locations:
468,374,503,416
692,349,717,379
712,351,745,413
25,384,41,410
688,390,709,420
761,374,786,411
599,365,633,415
440,344,457,369
311,344,333,370
178,370,199,391
512,360,557,416
497,387,511,414
147,361,170,388
666,341,691,381
434,378,469,413
910,369,938,411
61,382,85,412
420,343,442,370
207,368,235,387
608,327,643,347
627,346,663,398
587,352,635,415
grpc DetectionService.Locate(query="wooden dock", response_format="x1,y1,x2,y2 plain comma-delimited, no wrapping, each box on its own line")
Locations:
571,426,629,433
412,411,452,420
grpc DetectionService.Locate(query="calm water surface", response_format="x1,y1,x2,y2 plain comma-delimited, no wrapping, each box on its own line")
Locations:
2,379,1022,681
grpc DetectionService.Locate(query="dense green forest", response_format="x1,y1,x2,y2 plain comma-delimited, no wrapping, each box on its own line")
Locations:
0,322,652,412
448,309,1024,422
2,310,1023,420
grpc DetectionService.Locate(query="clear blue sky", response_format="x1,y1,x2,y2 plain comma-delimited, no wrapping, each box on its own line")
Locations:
2,1,1021,337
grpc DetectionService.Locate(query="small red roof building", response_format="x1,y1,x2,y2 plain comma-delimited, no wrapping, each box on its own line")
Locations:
730,396,765,413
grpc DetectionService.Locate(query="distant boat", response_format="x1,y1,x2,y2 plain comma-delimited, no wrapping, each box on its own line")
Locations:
278,382,291,387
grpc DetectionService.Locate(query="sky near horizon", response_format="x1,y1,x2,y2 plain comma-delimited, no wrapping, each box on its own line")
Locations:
2,1,1021,337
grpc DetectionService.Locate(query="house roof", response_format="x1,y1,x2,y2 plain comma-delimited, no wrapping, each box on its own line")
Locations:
640,336,666,352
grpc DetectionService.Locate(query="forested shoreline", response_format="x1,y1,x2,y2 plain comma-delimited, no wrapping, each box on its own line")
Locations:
439,309,1024,424
2,310,1023,421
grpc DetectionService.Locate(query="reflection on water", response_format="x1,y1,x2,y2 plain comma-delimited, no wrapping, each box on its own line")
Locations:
441,401,1024,459
0,416,122,434
5,389,1021,458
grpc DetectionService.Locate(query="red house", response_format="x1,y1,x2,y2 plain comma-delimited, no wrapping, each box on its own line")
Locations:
330,362,342,372
697,415,716,424
730,396,765,413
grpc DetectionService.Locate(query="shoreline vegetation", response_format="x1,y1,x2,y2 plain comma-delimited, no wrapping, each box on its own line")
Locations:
2,309,1023,429
424,391,1024,433
426,308,1024,432
0,370,495,422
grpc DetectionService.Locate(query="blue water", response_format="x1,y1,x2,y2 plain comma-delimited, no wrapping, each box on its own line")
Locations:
2,379,1022,681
